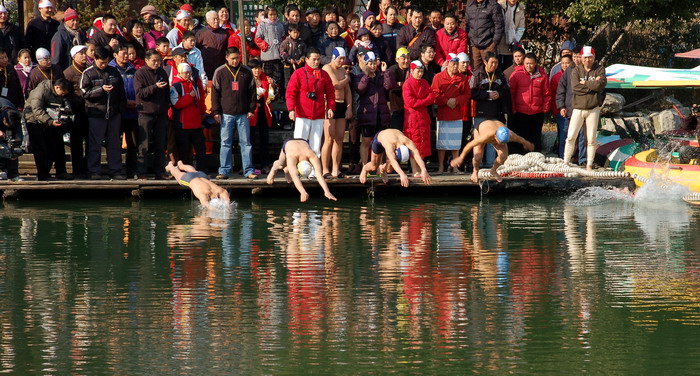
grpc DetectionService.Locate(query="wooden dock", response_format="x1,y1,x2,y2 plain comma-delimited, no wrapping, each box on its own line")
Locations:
0,174,636,200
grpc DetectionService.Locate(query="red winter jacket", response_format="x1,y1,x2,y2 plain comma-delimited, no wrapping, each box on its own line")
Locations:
434,28,468,66
285,64,336,120
170,77,206,129
249,72,273,127
228,31,261,58
549,70,563,116
431,70,470,121
509,66,551,115
403,76,437,157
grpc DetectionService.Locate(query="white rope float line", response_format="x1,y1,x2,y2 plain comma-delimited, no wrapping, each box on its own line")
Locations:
477,152,630,179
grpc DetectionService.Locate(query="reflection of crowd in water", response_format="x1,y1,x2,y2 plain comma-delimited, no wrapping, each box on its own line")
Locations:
0,198,699,372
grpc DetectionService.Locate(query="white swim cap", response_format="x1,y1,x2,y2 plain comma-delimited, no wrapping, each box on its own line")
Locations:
396,145,410,163
297,161,313,177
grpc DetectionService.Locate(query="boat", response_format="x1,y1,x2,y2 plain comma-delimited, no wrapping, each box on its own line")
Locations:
607,142,641,171
624,149,700,192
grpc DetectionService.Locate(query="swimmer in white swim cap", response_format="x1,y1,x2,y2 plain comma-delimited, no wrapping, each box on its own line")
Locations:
360,129,432,187
267,138,337,202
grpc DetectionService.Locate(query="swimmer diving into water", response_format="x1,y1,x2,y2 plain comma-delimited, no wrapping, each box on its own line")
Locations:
166,161,231,208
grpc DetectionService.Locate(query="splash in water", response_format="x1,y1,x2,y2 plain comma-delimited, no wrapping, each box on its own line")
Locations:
201,198,236,220
566,186,635,206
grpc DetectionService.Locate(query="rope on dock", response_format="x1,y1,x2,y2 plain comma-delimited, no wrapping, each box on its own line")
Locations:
477,152,631,179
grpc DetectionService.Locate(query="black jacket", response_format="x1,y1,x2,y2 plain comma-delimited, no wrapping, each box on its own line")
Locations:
79,63,126,118
0,23,23,62
211,63,256,116
470,66,511,120
134,66,170,115
0,67,25,109
465,0,505,49
90,30,126,54
396,24,436,61
50,23,87,71
556,67,574,119
25,16,59,54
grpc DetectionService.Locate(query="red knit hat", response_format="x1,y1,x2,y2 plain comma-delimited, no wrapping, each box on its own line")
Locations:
63,7,78,22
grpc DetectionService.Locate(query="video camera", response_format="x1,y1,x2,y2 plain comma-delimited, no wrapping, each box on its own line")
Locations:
0,108,24,160
47,100,75,126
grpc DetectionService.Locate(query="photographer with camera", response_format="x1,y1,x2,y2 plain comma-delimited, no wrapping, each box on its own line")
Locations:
0,107,24,181
24,78,74,181
80,46,127,180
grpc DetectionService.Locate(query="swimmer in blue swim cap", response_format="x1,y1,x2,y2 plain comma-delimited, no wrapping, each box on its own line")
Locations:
360,129,432,187
450,120,534,183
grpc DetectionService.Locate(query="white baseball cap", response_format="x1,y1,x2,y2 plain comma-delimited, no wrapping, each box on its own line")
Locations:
38,0,53,8
70,45,87,58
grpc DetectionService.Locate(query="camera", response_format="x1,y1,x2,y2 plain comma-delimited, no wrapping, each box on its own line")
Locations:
0,109,24,160
306,92,317,100
0,137,23,160
56,105,75,125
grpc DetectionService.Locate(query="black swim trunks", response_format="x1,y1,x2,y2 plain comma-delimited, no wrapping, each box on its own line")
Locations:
333,101,347,119
179,171,209,186
371,134,385,155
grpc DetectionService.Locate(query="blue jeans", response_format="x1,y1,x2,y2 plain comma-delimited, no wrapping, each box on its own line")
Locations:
220,114,254,177
473,117,496,168
556,114,586,165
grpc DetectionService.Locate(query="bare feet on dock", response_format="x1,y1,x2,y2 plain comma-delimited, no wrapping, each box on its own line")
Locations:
450,157,463,169
491,168,503,182
470,172,478,184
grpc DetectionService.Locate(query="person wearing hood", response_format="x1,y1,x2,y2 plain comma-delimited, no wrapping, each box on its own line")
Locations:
508,52,550,154
28,48,64,91
348,28,377,65
25,0,59,57
50,7,86,70
550,39,575,77
170,62,207,172
0,4,23,63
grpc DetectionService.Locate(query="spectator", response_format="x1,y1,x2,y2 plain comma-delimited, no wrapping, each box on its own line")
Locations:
337,14,347,33
50,7,86,71
179,31,207,86
91,14,126,54
211,47,258,180
305,8,324,49
280,23,306,83
85,41,96,65
550,40,575,77
167,10,192,48
497,0,525,69
15,49,35,100
361,11,375,30
255,6,285,95
286,48,335,159
321,48,352,178
284,6,312,47
381,6,404,65
62,45,89,177
343,13,361,47
320,22,347,65
428,10,443,32
435,13,468,68
170,63,207,171
143,15,165,49
155,37,172,63
503,46,524,80
554,54,585,163
217,7,237,38
28,48,64,91
355,51,390,165
248,59,272,172
109,45,138,178
25,0,59,57
378,0,406,24
0,47,24,109
134,49,170,179
509,52,550,153
24,78,74,180
470,51,510,167
384,47,410,130
123,19,146,60
396,8,436,61
140,4,170,33
228,19,261,59
418,44,439,85
0,108,22,180
370,21,393,64
127,44,145,69
80,46,127,180
322,6,339,24
432,53,470,174
564,46,606,169
465,0,504,70
403,60,437,173
196,10,228,80
0,5,23,63
348,28,376,65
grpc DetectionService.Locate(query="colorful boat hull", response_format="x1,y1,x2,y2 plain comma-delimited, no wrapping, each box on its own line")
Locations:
624,149,700,192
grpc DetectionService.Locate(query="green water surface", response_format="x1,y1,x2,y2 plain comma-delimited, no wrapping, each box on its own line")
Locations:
0,195,699,375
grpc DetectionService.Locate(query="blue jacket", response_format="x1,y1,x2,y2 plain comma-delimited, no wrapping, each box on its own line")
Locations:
109,60,137,120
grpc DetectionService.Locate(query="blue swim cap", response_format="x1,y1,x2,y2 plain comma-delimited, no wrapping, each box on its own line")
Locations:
496,126,510,143
395,145,410,163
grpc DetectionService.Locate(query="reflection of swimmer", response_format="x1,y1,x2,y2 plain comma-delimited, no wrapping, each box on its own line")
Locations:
359,129,431,187
450,120,534,183
266,139,337,202
166,161,231,208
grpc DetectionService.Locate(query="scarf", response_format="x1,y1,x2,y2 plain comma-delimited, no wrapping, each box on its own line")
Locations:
65,24,81,46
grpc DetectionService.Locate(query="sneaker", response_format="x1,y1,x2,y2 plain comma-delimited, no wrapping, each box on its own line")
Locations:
10,176,24,182
215,174,228,180
0,171,7,180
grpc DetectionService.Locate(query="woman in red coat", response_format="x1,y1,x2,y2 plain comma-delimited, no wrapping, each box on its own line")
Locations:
248,59,273,171
403,60,437,174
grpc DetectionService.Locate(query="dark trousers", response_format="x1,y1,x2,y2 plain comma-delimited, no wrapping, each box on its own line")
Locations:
88,115,122,176
122,118,138,177
263,60,284,97
137,113,168,175
174,128,207,172
391,110,404,131
251,112,270,167
0,158,19,179
509,112,545,155
27,122,67,180
69,114,89,176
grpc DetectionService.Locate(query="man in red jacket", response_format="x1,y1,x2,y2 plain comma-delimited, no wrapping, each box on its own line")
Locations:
431,53,470,174
285,48,335,165
508,52,550,154
434,14,467,68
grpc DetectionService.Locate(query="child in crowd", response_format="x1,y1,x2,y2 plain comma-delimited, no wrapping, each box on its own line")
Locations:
85,41,96,65
255,6,285,97
156,37,172,64
248,59,273,172
128,45,146,69
228,19,261,59
348,28,374,65
280,24,306,84
179,31,207,86
13,49,35,99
